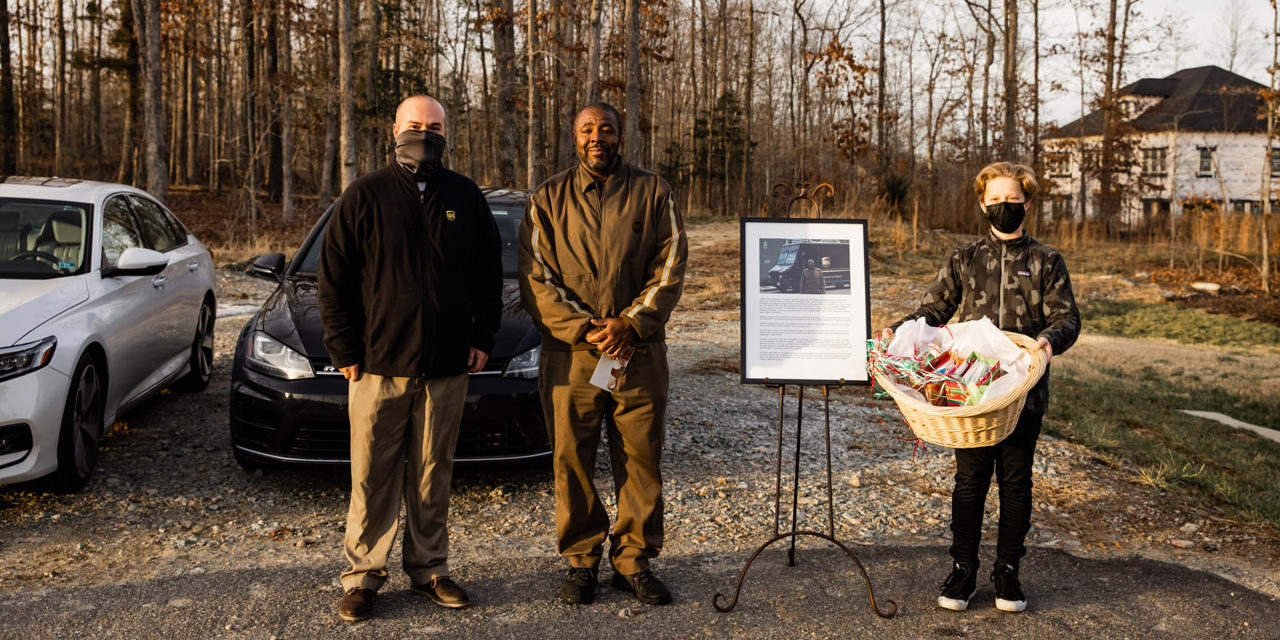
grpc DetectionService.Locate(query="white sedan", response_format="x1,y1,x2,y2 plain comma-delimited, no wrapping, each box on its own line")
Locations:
0,177,216,492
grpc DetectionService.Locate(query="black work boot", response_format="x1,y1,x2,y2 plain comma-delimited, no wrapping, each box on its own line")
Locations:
559,567,599,605
611,569,673,605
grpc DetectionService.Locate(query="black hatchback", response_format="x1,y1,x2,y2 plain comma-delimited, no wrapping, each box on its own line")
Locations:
228,188,549,468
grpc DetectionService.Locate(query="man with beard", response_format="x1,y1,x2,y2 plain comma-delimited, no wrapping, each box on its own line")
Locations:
518,102,687,606
318,95,502,621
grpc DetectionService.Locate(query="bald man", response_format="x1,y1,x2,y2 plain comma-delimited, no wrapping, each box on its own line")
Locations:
318,95,502,621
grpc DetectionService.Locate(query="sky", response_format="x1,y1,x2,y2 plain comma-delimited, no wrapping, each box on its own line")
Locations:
1039,0,1273,126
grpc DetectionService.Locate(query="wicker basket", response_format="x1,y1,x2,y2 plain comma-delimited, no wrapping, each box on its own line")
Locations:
872,331,1047,448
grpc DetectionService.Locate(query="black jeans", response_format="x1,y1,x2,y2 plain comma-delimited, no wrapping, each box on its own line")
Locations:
948,410,1043,570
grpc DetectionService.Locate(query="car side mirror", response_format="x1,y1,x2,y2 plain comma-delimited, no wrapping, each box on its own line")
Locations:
104,247,169,277
252,253,286,279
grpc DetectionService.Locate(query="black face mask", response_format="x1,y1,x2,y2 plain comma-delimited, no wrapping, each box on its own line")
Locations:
983,201,1026,234
395,129,446,178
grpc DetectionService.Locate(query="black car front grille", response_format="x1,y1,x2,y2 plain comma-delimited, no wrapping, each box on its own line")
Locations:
456,416,546,457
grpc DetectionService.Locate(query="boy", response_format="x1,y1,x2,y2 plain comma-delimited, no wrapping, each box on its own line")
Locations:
882,161,1080,612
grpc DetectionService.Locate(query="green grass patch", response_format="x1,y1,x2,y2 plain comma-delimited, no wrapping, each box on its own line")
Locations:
1047,363,1280,527
1081,299,1280,348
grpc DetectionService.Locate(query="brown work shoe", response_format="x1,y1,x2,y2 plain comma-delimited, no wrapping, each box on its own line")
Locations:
411,576,472,609
338,587,375,621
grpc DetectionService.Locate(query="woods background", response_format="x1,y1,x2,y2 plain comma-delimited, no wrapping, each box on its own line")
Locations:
0,0,1277,276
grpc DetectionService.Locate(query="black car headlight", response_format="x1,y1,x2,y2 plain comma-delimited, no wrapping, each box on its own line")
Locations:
246,332,315,380
0,336,56,382
502,345,541,379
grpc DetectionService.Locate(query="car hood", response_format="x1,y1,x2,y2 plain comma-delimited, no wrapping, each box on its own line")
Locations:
258,278,540,360
0,278,89,346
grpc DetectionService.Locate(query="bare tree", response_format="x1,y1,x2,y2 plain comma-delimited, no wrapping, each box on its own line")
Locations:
133,0,168,202
1263,0,1277,293
281,0,295,221
623,0,640,165
527,0,542,187
339,0,357,188
0,0,14,174
492,0,517,185
584,0,602,103
1002,0,1017,158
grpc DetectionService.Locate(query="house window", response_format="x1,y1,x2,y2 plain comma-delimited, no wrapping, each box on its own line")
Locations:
1271,148,1280,177
1048,152,1070,177
1051,195,1073,220
1141,148,1167,176
1081,149,1101,171
1232,201,1261,214
1197,146,1216,176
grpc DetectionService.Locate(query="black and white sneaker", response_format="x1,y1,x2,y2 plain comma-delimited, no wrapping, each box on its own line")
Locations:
992,564,1027,612
938,561,977,611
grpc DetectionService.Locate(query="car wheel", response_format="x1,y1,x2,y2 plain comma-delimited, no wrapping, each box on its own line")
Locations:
173,298,215,392
233,447,262,472
50,355,105,493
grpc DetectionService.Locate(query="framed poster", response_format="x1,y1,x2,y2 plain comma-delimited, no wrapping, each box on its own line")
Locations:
740,217,872,385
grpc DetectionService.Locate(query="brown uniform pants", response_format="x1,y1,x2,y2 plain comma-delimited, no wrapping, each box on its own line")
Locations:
539,343,669,575
340,372,468,591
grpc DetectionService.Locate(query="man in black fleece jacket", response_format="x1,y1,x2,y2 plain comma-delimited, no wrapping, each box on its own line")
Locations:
318,95,502,622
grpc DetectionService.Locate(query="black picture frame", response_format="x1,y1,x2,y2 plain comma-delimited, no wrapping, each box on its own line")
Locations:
739,217,872,386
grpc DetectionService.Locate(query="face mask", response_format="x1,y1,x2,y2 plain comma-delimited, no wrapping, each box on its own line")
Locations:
983,201,1026,234
395,129,446,177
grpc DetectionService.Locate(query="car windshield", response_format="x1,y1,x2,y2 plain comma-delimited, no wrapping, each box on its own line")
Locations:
776,245,798,266
0,198,91,279
294,201,527,279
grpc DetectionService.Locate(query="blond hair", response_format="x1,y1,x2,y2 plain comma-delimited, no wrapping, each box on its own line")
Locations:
973,161,1039,201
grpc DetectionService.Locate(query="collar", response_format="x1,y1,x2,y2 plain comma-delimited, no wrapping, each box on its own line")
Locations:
984,229,1031,251
574,159,627,194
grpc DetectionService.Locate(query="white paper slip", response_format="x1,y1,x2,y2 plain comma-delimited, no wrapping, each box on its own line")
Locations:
589,347,634,391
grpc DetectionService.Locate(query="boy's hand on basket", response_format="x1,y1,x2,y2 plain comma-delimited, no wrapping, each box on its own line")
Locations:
880,327,894,341
1036,336,1054,362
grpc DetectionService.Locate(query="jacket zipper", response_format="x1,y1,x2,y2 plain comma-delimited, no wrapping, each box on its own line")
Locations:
999,242,1007,328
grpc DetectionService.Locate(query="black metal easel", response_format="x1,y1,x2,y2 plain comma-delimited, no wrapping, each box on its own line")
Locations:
713,177,896,618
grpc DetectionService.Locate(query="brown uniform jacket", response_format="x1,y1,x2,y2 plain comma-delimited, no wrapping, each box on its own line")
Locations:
517,161,688,351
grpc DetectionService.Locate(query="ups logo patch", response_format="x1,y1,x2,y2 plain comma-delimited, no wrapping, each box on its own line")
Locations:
446,210,457,221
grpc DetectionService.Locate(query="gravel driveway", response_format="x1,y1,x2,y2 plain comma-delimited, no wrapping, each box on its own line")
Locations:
1,223,1277,638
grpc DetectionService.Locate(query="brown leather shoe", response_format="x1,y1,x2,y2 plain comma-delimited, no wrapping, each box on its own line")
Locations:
412,576,472,609
338,587,375,621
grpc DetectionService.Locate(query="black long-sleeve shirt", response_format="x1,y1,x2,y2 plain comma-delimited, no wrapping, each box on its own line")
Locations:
318,162,502,378
892,231,1081,413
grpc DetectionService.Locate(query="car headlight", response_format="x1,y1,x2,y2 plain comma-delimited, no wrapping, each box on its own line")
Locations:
0,337,57,383
502,345,541,379
245,332,314,380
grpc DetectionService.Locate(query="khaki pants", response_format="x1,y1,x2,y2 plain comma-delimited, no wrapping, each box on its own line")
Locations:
340,372,468,591
539,343,669,575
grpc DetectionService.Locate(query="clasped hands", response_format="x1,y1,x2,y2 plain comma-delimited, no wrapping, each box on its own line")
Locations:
585,317,636,358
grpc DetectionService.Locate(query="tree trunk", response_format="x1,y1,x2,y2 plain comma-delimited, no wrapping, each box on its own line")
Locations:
133,0,168,202
877,0,886,176
241,0,258,226
266,2,282,201
280,0,294,222
492,0,517,185
1099,0,1119,231
1002,0,1017,159
363,0,381,173
1263,0,1276,293
184,30,199,185
318,0,339,204
526,0,541,187
0,0,14,174
623,0,640,165
584,0,602,103
55,0,66,175
339,0,357,188
743,0,754,214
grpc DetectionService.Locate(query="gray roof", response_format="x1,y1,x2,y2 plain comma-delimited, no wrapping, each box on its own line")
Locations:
1052,66,1268,138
